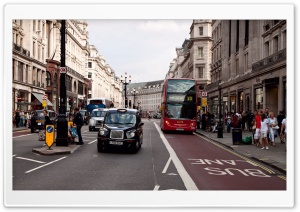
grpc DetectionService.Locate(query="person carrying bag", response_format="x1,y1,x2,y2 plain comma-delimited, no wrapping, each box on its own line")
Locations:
73,107,84,145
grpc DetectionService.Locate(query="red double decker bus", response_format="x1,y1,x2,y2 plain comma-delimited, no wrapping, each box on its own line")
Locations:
160,78,197,133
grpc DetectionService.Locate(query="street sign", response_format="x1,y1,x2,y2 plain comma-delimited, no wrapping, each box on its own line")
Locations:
201,92,207,97
42,100,47,107
60,67,67,74
45,125,55,148
202,98,207,106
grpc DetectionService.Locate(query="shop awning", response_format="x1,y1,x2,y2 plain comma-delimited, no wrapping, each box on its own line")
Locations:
32,92,54,106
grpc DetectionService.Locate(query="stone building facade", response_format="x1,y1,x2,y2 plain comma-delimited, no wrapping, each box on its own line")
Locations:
125,80,164,116
206,20,286,116
165,19,286,117
12,19,122,113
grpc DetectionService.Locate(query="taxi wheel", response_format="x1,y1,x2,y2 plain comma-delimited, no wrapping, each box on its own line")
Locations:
97,143,104,152
131,140,141,153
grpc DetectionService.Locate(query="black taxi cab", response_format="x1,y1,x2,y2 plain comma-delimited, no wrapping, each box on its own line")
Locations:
30,110,57,133
97,108,144,153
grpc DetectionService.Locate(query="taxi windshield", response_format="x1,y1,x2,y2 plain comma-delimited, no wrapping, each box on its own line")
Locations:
91,111,106,117
105,112,136,125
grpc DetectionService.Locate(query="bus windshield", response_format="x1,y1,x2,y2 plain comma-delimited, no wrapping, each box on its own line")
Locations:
165,79,196,119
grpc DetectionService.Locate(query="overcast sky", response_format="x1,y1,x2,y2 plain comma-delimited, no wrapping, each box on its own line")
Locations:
87,19,192,83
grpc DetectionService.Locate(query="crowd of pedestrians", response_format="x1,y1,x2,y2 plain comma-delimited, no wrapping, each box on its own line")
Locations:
197,108,287,150
13,109,32,128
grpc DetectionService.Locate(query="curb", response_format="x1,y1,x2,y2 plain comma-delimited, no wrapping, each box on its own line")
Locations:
194,131,286,175
32,144,80,155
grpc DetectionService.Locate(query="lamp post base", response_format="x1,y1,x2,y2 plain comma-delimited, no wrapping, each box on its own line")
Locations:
217,122,223,138
55,114,68,146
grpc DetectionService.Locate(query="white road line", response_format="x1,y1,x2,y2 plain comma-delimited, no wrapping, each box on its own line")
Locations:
15,157,46,164
154,185,160,191
154,122,198,190
13,134,31,138
88,139,97,144
25,157,67,173
162,157,172,173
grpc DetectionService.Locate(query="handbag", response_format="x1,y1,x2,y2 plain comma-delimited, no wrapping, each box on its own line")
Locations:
70,127,78,138
38,130,45,141
272,126,279,129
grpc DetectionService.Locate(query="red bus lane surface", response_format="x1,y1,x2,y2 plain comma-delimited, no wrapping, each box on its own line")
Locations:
162,132,286,190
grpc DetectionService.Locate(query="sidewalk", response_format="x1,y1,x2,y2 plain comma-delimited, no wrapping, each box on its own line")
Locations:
195,128,286,175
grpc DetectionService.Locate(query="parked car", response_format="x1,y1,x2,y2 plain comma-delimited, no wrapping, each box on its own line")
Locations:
153,113,161,119
79,109,89,125
89,108,108,131
97,108,144,153
30,110,57,133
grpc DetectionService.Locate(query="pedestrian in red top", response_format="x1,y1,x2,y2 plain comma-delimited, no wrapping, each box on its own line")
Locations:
254,110,262,147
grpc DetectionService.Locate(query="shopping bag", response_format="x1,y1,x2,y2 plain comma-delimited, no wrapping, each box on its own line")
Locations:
70,127,78,138
38,130,45,141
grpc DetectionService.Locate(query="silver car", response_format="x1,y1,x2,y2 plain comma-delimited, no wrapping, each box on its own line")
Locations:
89,108,108,131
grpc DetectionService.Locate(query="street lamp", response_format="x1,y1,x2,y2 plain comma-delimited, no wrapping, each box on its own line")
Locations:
131,88,139,109
137,101,141,111
120,72,131,108
217,80,223,138
55,20,68,146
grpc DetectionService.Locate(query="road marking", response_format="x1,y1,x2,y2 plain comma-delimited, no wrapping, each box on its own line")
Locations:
88,139,97,144
162,157,172,173
25,156,67,173
193,133,276,175
13,134,31,138
154,122,198,190
154,185,160,191
15,157,45,164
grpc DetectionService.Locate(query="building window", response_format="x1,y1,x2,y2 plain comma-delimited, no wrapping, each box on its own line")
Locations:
282,30,286,49
46,72,51,86
38,44,41,61
273,36,279,53
53,73,57,88
198,47,204,57
88,62,92,68
244,53,248,72
235,58,239,76
33,41,36,58
245,20,249,46
236,20,239,52
197,67,204,78
18,61,23,82
255,88,263,110
264,41,270,57
88,72,92,78
33,20,36,31
199,27,203,36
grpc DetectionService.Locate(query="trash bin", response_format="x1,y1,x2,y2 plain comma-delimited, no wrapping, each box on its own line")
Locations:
232,128,242,145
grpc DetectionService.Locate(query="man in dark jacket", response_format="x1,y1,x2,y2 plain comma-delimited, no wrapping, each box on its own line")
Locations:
73,107,84,145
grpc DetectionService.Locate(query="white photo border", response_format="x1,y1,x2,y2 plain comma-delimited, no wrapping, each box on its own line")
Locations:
3,3,294,208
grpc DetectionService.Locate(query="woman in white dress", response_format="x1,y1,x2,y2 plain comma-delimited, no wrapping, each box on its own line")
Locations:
260,113,270,150
268,112,278,146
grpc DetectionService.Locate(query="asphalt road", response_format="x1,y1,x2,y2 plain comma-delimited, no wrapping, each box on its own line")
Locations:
12,120,286,191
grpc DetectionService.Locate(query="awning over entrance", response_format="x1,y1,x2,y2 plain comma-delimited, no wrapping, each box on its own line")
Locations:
32,92,54,106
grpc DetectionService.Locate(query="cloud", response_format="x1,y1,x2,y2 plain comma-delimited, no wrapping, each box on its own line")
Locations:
138,20,187,32
87,20,192,82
